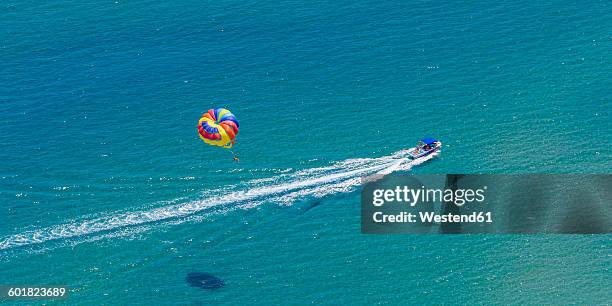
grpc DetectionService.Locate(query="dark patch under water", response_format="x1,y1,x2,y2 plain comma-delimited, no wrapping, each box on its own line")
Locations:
186,272,225,289
301,200,322,213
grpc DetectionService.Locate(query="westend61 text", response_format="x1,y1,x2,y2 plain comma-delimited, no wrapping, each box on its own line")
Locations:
372,211,493,224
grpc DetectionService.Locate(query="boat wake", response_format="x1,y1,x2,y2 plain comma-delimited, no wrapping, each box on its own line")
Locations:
0,149,438,251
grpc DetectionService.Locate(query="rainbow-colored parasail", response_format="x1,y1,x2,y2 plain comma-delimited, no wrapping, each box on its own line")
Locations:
197,108,239,148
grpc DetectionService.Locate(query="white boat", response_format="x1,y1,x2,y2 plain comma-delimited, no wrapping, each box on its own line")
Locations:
407,138,441,159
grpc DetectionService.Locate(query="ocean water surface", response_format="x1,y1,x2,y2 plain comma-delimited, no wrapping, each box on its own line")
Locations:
1,0,610,304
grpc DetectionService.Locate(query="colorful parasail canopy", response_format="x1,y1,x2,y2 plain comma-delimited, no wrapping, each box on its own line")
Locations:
198,108,239,148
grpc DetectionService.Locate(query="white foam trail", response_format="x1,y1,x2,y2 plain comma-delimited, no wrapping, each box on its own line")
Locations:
0,149,439,250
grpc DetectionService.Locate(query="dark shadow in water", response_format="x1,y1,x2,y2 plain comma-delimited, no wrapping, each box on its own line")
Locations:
186,272,225,289
561,192,607,234
440,174,465,234
301,200,322,214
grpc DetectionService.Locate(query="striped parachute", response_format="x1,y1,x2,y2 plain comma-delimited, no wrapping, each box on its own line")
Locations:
197,108,239,149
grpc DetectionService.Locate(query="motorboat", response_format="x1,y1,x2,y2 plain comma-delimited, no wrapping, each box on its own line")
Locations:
407,138,441,159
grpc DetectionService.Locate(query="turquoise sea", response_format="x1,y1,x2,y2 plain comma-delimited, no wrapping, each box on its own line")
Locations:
1,0,610,304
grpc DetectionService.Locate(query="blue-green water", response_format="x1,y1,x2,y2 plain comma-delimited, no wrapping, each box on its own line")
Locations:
1,0,610,304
